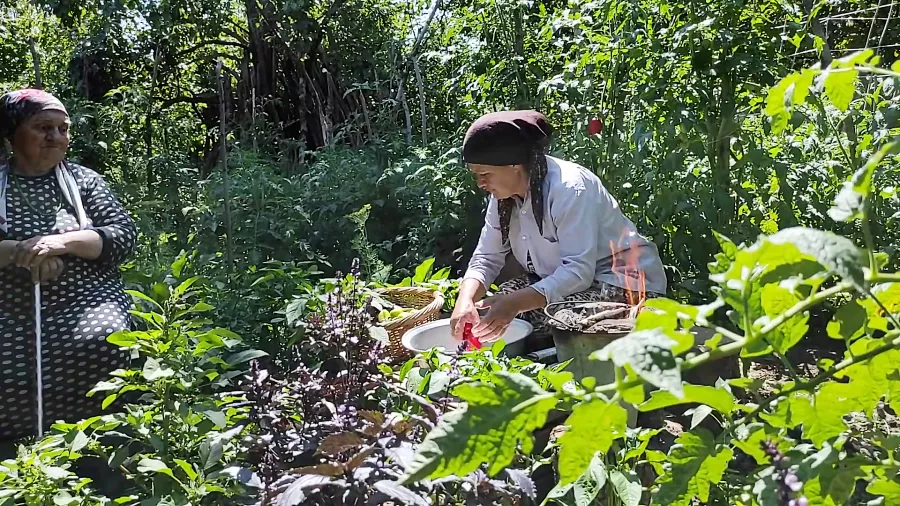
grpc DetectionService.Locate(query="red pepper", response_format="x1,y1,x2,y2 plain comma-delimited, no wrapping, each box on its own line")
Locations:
463,322,482,351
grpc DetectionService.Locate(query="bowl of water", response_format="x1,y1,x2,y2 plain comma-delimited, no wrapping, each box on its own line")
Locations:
401,318,533,357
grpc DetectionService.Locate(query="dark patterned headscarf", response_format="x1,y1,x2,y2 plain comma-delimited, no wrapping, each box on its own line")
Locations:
0,89,69,140
462,110,552,244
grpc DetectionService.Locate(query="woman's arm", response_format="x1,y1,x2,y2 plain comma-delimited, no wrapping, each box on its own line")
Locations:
461,197,510,297
0,240,18,269
80,169,138,265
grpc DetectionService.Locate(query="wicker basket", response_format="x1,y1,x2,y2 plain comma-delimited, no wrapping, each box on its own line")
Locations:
375,287,445,360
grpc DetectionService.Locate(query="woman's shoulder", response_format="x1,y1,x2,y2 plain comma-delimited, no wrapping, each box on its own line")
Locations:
545,156,601,195
65,162,105,183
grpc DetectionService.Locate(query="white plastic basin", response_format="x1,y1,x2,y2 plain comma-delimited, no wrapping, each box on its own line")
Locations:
402,318,533,354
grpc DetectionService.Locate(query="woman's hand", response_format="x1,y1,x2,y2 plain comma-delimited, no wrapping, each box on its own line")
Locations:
450,297,481,341
31,257,65,283
472,294,520,342
13,235,69,267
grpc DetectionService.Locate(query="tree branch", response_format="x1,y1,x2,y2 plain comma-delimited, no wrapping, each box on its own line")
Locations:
176,39,247,58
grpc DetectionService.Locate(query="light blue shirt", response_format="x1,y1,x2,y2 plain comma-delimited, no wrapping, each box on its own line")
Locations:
463,156,667,303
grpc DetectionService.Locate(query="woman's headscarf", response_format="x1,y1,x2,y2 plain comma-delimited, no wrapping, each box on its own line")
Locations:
0,89,86,235
462,110,553,245
0,89,69,141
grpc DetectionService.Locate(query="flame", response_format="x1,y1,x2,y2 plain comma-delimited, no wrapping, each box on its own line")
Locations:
609,231,646,310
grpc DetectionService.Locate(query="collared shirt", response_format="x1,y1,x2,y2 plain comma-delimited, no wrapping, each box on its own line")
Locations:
463,155,667,303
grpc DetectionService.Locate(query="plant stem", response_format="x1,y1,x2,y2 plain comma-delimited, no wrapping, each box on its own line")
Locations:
871,273,900,284
774,351,803,383
863,198,878,282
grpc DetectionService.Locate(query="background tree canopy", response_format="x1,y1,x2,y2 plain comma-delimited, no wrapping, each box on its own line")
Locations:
2,0,897,289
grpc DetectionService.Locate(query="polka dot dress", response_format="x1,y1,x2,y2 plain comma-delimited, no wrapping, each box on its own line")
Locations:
0,163,136,441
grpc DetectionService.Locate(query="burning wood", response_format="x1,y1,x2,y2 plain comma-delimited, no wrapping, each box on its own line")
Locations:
578,304,630,326
546,230,651,335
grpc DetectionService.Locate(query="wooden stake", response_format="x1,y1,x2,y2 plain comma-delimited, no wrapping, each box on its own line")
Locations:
216,59,235,271
28,38,42,89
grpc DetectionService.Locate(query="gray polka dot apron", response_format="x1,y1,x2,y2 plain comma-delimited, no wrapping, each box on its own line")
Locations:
0,163,135,441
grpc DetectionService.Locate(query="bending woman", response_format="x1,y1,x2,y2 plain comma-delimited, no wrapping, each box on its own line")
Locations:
451,110,666,343
0,89,137,443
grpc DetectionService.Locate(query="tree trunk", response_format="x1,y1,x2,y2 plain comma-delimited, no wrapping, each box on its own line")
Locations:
28,38,42,88
413,57,427,145
216,60,235,271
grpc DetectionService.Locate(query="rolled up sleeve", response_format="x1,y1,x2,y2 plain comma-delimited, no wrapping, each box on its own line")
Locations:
531,182,612,303
463,197,510,290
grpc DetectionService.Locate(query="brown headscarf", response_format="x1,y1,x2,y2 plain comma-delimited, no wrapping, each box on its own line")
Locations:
462,110,553,245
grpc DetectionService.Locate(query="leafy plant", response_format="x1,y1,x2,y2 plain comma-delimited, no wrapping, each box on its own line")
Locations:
397,60,900,506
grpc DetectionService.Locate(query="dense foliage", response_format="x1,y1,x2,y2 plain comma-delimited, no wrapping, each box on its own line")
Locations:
1,0,900,504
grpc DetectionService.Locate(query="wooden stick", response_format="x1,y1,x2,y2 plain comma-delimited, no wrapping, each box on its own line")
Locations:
629,298,646,320
579,305,630,326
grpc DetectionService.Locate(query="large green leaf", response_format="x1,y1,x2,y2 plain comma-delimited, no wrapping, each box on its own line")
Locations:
142,357,174,381
829,142,900,223
868,478,900,503
757,284,809,355
557,399,628,485
766,227,866,291
654,429,733,506
796,446,869,506
609,470,642,506
836,338,900,415
591,329,683,398
860,282,900,332
791,384,857,445
732,423,786,465
824,67,858,111
402,372,556,482
637,384,735,414
573,454,608,506
707,231,738,275
765,72,798,134
826,299,866,342
137,458,175,479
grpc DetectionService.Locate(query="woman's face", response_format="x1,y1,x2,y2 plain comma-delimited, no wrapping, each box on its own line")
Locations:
11,110,70,171
469,163,528,200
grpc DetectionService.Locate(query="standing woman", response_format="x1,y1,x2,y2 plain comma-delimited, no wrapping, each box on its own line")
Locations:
0,89,137,444
451,110,667,342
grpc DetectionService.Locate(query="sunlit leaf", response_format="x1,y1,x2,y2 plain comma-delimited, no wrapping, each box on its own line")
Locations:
609,469,642,506
573,454,607,506
402,372,556,482
142,357,174,381
824,67,857,111
757,283,808,355
654,429,733,505
592,329,683,398
557,399,627,484
638,384,735,414
829,142,900,223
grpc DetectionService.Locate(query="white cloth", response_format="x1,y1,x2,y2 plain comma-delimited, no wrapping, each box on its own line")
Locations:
463,155,667,303
0,162,88,234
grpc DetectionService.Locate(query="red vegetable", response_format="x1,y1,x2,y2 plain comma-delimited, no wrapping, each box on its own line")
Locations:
463,322,482,351
588,117,603,136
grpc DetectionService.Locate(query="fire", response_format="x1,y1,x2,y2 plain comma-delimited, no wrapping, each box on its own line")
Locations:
609,231,646,312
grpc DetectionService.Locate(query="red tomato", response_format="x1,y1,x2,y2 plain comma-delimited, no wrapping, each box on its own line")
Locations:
588,117,603,136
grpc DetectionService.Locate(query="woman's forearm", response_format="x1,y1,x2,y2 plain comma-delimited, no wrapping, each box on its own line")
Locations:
459,278,488,303
506,287,547,313
62,230,104,260
0,240,17,269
